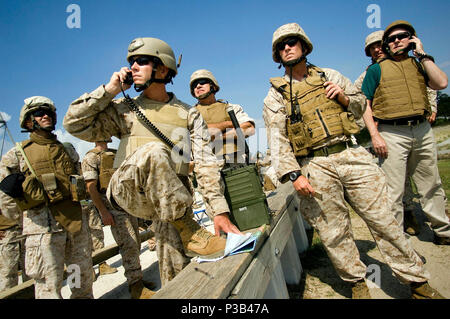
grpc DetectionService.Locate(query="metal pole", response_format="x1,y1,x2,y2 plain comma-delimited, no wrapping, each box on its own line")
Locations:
0,111,16,144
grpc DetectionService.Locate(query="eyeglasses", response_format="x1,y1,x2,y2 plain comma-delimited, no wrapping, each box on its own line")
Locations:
386,32,410,44
129,56,152,67
32,109,54,118
276,37,299,51
192,78,211,88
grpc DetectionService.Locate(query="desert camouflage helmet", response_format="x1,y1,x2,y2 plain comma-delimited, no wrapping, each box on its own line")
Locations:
19,96,56,129
382,20,416,44
364,30,384,56
127,37,178,75
272,23,313,63
189,69,220,97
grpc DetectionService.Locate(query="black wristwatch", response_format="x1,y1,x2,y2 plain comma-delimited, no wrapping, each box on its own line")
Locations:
417,52,435,63
289,170,302,182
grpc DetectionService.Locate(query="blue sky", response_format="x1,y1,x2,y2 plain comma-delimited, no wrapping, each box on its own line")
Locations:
1,0,450,158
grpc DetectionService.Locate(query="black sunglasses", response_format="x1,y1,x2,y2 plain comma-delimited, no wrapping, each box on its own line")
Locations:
386,31,410,44
129,56,152,67
192,78,211,88
276,37,299,51
32,109,54,118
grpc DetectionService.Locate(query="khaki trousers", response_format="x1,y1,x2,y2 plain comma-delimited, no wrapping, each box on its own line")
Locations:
379,121,450,238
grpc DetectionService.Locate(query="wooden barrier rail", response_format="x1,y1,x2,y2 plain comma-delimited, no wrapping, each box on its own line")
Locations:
0,230,153,299
153,182,311,299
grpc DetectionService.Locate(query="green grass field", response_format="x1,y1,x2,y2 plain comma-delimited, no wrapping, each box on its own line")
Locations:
438,159,450,200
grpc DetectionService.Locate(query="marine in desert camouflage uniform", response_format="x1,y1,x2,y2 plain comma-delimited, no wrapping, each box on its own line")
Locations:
63,37,240,285
0,97,92,299
189,69,255,220
263,23,443,299
82,140,154,298
62,141,118,276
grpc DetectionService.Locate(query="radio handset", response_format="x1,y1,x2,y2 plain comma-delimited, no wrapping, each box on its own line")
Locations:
408,36,416,51
123,72,134,85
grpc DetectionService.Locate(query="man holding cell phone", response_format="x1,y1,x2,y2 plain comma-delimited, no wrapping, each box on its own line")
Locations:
361,20,450,246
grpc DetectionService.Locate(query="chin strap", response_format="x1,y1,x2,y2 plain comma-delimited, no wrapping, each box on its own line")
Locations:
134,64,173,92
282,54,307,68
26,115,55,133
196,87,216,100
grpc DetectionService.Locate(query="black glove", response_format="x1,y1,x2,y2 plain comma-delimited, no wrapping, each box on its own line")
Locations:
0,173,25,198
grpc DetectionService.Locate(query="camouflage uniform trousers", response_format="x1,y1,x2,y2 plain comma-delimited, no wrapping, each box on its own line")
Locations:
106,204,143,286
298,145,429,284
83,201,105,252
0,226,28,291
24,208,93,299
108,142,192,286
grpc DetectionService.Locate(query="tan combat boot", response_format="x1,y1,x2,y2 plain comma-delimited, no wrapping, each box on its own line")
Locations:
404,210,420,236
98,262,118,276
411,281,445,299
351,279,371,299
129,280,156,299
171,212,226,258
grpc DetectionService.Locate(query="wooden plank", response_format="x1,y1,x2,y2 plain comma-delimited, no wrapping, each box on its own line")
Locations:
263,262,289,299
280,233,302,285
152,226,270,299
0,279,35,299
153,183,296,299
229,198,299,298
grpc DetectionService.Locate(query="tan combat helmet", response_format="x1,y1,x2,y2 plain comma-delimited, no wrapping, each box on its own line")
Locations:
382,20,417,55
19,96,56,130
189,69,220,98
364,30,384,56
127,37,178,75
272,23,313,64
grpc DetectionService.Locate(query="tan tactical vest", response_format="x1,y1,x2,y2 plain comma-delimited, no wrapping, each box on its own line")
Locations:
20,140,82,233
196,101,237,156
270,66,359,156
87,148,117,193
115,96,190,176
0,214,18,231
372,57,430,119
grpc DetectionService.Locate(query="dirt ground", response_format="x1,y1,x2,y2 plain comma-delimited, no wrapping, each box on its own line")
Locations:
293,200,450,299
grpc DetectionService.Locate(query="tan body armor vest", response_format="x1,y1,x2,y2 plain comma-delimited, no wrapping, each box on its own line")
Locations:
372,57,430,119
19,140,82,233
87,148,117,193
115,96,190,176
270,66,359,157
196,101,237,156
